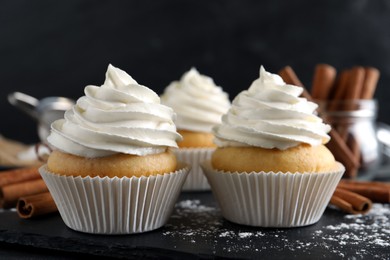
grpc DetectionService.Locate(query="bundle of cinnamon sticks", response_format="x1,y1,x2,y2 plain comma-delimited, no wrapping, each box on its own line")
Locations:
330,179,390,214
311,64,380,102
311,64,380,178
0,165,57,218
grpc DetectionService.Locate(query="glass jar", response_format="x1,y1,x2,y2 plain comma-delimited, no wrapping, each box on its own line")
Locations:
317,99,381,180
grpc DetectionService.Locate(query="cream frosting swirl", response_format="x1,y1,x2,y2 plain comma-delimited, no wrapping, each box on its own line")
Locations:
213,66,331,150
47,64,182,157
161,68,231,133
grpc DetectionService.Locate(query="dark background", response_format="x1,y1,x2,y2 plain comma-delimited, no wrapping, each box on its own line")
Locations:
1,0,390,144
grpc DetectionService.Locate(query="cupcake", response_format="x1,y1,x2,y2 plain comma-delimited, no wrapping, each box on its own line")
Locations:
161,68,231,191
40,64,189,234
202,66,345,227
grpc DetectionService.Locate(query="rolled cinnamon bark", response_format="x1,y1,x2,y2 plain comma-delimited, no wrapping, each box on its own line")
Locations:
17,192,57,219
340,179,390,187
0,166,41,187
327,130,360,177
361,67,380,99
329,70,350,101
0,179,48,208
311,63,336,100
328,69,361,114
330,188,372,214
338,180,390,203
344,134,361,179
345,66,365,100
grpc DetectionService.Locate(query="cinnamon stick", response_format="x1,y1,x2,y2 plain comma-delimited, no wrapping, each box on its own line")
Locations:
327,130,360,177
0,179,48,208
17,192,57,219
311,63,337,100
0,166,41,187
330,67,365,112
278,66,360,177
338,180,390,203
343,134,361,179
330,187,372,214
340,179,390,188
361,67,380,99
327,70,350,112
329,70,350,101
345,66,365,100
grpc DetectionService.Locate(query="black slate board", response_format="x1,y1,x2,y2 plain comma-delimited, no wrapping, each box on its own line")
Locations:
0,192,390,259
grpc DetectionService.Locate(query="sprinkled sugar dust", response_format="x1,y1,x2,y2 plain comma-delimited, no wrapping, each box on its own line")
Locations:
162,200,390,258
317,204,390,249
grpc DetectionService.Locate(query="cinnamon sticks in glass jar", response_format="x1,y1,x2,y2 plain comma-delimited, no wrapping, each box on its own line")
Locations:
313,64,381,179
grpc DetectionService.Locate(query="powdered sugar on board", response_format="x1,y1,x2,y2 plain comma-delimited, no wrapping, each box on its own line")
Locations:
162,200,390,258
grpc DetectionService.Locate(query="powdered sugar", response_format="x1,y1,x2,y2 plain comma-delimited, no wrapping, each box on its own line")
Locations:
162,199,390,258
317,204,390,250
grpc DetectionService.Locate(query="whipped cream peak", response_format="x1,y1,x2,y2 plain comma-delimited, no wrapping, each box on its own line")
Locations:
161,67,231,133
96,64,160,104
213,66,331,150
249,66,286,89
182,67,218,92
104,64,138,87
47,64,181,157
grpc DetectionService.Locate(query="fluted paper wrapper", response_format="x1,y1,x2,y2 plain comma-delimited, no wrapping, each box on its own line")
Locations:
202,161,344,227
39,164,190,234
174,148,214,191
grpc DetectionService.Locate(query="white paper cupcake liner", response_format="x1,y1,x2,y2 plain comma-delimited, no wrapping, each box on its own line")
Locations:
174,148,214,191
39,163,190,234
202,161,345,227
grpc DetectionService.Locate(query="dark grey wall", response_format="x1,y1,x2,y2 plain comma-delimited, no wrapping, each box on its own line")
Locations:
1,0,390,143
